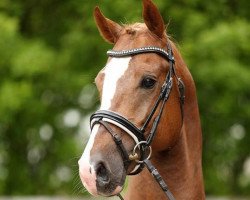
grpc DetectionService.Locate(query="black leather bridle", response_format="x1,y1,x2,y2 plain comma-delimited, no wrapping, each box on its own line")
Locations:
90,42,185,200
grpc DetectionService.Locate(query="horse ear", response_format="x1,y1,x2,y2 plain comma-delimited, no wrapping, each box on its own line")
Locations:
94,6,122,44
142,0,165,38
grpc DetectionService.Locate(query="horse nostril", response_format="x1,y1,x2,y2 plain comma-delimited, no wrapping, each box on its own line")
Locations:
96,162,110,185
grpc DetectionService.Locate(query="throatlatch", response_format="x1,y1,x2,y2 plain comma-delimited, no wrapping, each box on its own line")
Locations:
90,42,185,200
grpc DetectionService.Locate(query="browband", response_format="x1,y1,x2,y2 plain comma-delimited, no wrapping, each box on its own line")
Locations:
107,46,174,62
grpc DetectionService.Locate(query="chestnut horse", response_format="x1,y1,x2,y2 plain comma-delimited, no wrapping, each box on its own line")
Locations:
78,0,205,199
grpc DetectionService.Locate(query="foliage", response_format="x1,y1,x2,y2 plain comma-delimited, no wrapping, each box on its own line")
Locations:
0,0,249,196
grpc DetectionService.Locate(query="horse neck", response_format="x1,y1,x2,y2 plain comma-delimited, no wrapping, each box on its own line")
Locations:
126,60,205,200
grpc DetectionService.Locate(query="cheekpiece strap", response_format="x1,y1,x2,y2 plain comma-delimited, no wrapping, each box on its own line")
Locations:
97,120,131,169
107,46,175,62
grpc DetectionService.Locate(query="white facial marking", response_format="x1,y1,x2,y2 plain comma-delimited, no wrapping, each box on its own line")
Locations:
78,125,99,195
100,57,131,110
79,124,100,167
78,57,131,194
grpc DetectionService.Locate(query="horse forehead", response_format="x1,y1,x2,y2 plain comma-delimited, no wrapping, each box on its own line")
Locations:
104,57,131,75
114,24,165,50
100,57,132,110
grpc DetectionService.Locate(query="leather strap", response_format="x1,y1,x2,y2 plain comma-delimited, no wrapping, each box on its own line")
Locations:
91,110,145,142
97,120,131,169
107,46,174,61
144,159,175,200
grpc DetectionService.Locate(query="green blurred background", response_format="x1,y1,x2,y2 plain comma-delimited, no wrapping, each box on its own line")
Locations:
0,0,249,197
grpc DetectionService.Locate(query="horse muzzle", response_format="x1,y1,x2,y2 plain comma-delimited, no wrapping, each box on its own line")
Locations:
78,125,126,196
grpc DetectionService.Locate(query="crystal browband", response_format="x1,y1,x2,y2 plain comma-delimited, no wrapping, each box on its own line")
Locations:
107,46,175,62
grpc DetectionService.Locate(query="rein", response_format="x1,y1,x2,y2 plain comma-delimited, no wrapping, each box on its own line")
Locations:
90,43,185,200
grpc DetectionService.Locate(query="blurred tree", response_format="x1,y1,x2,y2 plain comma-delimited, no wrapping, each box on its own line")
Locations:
182,20,250,195
0,0,249,197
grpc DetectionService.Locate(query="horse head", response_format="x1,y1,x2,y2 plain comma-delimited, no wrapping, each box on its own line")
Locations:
79,0,187,197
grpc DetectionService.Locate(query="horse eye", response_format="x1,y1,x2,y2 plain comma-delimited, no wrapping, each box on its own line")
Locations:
141,77,156,89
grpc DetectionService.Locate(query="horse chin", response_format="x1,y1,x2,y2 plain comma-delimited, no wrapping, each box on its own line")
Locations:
96,169,126,197
112,185,123,195
98,185,124,197
80,170,125,197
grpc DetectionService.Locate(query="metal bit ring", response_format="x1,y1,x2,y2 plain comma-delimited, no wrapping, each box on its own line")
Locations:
131,141,152,163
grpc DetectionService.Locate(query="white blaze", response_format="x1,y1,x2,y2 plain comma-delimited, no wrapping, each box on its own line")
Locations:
100,57,132,110
79,124,100,168
79,57,131,188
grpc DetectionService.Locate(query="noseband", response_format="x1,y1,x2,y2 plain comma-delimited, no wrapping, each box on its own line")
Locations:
90,43,185,200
